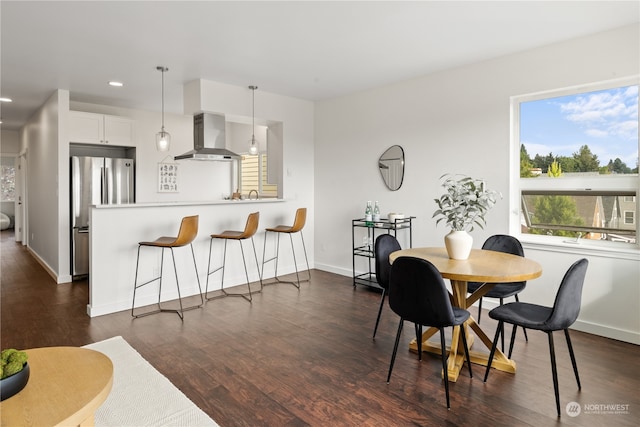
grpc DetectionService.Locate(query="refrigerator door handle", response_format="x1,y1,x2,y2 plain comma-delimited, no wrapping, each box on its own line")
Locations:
101,167,108,204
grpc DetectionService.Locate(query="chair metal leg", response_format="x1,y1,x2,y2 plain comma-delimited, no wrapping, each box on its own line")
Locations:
372,289,386,339
548,331,562,417
386,319,404,383
564,329,581,390
508,325,518,359
514,295,529,341
440,327,451,409
477,297,483,323
499,298,505,352
484,321,503,382
417,324,423,361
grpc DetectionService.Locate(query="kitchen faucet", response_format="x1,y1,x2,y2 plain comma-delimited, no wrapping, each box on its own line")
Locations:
248,189,259,200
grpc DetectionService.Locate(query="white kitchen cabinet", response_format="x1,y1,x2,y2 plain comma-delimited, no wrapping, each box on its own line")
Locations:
69,111,135,146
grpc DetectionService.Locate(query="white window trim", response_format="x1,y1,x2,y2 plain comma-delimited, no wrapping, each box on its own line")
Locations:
509,76,640,256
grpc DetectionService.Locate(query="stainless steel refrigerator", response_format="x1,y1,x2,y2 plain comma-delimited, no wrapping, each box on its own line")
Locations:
71,156,135,278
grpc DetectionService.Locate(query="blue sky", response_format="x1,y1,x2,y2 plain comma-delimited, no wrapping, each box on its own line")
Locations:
520,85,639,168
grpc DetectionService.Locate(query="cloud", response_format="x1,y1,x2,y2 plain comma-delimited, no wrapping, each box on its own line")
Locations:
585,128,608,138
557,86,638,141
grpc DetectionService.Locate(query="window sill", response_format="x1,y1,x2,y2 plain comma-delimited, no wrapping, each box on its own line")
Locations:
519,235,640,261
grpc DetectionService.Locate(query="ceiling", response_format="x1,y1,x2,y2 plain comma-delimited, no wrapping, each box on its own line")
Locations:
1,1,639,131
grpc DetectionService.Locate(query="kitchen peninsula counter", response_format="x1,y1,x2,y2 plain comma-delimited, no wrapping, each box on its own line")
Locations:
94,198,285,209
88,198,307,317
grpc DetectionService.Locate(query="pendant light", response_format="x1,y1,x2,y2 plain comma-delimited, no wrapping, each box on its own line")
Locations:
155,66,171,152
248,85,259,155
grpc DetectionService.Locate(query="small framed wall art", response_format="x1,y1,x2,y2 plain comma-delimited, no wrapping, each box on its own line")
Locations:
158,160,178,193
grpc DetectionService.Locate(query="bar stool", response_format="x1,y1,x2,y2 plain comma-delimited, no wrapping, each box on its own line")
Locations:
131,215,203,320
261,207,310,288
205,212,262,302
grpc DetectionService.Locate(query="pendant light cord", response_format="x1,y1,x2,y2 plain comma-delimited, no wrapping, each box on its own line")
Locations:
158,66,168,131
250,85,257,139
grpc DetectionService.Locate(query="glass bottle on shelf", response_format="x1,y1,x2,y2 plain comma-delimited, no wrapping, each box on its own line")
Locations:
373,201,380,222
365,201,373,226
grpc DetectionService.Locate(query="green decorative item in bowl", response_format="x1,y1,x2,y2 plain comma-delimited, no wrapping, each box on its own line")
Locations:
1,348,30,401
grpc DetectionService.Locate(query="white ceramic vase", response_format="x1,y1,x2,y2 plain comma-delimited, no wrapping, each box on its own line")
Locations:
444,230,473,260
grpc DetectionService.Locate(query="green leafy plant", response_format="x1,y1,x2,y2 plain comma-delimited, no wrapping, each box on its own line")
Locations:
547,160,563,177
1,348,28,379
433,174,501,231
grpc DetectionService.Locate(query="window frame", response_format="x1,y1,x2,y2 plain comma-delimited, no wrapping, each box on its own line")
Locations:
509,76,640,254
624,210,635,226
239,152,277,198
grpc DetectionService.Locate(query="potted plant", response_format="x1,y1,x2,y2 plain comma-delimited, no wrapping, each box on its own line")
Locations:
433,174,501,259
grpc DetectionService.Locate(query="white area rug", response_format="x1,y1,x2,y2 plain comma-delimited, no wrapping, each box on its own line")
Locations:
84,336,219,427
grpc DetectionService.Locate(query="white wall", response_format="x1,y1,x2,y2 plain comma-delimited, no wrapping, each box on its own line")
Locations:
314,24,640,343
20,90,65,275
1,130,21,153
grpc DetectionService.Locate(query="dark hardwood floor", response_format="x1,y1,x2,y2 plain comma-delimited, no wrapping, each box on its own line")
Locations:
1,229,639,426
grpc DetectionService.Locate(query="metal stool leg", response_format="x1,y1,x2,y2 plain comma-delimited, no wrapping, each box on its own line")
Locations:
263,230,310,288
250,236,263,291
132,245,202,320
219,238,261,302
205,238,225,300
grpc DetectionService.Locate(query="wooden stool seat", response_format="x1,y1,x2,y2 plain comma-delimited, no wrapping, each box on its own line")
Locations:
211,230,250,239
262,208,310,288
205,212,262,302
132,215,203,320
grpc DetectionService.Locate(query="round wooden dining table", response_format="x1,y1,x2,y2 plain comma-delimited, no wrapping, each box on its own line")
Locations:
1,346,113,426
389,247,542,382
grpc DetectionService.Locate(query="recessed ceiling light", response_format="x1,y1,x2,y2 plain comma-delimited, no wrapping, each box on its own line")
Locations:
0,97,13,102
108,81,123,87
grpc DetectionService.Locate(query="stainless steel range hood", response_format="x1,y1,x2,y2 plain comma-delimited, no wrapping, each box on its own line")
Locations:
174,113,241,161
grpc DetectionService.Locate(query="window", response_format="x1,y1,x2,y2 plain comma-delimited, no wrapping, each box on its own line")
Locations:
1,164,16,202
240,154,277,198
512,78,639,247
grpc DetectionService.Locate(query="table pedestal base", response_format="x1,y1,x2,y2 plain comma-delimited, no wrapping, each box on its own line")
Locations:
409,315,517,382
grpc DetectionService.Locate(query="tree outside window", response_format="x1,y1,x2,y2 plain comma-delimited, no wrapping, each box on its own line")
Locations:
515,80,639,245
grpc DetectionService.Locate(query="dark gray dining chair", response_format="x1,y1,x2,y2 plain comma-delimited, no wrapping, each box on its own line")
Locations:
483,258,589,417
467,234,528,350
387,256,473,409
372,234,401,339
